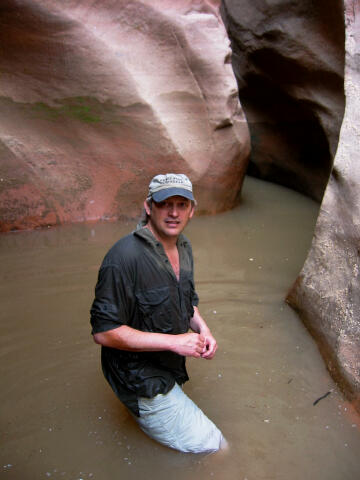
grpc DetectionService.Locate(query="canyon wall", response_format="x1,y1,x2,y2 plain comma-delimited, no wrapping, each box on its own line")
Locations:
221,0,345,201
287,0,360,412
0,0,250,232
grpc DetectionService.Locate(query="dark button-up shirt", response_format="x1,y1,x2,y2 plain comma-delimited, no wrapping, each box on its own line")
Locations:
90,228,199,416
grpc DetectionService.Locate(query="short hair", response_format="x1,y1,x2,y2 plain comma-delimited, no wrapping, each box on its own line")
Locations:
136,197,152,230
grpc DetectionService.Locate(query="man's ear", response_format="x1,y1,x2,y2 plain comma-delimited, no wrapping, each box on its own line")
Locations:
144,200,151,215
189,204,195,219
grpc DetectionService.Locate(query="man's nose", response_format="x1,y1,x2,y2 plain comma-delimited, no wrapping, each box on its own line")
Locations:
168,205,179,216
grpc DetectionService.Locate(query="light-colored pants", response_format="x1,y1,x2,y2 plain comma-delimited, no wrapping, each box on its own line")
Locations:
135,383,224,454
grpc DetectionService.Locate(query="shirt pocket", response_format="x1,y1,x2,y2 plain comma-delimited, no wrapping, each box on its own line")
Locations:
135,286,173,333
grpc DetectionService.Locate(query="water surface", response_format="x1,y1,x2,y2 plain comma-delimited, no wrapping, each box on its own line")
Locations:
1,176,359,480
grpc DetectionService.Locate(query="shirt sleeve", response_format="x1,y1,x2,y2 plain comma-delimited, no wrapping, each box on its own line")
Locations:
188,242,199,307
90,264,132,334
192,285,199,307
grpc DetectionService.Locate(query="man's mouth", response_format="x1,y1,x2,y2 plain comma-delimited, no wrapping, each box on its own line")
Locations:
165,220,180,226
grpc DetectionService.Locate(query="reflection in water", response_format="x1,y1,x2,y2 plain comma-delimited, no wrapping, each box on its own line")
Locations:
1,176,359,480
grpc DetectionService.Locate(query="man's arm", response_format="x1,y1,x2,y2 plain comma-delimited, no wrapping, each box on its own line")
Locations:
93,325,206,358
190,306,218,359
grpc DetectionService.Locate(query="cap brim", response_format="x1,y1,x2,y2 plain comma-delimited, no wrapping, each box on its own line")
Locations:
152,187,194,202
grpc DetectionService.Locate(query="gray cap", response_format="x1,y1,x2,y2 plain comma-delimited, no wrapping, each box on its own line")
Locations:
148,173,195,202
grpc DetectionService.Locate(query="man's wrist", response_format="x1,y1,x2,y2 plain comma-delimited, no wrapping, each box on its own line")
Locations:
200,328,211,337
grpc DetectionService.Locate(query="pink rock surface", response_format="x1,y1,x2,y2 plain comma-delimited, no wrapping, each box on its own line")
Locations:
0,0,250,232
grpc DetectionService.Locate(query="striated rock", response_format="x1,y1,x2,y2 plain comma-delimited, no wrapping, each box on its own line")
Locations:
0,0,250,232
221,0,345,201
287,0,360,412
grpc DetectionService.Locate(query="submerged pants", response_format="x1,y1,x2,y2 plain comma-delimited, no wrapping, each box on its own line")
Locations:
134,383,224,454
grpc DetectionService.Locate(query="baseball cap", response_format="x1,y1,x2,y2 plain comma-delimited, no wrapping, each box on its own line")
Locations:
148,173,195,202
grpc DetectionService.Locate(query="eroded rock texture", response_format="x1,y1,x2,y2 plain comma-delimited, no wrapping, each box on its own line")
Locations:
0,0,250,232
287,0,360,412
221,0,345,201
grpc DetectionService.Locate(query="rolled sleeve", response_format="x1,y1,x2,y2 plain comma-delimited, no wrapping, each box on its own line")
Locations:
90,265,131,334
192,288,199,307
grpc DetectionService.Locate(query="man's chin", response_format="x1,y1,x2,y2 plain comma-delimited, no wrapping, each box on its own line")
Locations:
164,228,181,236
163,225,182,236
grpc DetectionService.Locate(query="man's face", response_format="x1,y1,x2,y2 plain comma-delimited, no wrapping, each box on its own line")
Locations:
144,195,195,241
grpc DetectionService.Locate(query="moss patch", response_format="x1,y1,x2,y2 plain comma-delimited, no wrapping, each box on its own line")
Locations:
31,97,103,123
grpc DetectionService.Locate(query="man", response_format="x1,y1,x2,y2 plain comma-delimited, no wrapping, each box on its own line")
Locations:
90,173,225,453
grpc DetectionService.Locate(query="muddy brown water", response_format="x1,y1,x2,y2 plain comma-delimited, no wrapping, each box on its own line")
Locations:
1,176,359,480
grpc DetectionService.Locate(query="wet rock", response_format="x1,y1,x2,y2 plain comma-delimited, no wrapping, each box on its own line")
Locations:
221,0,345,201
0,0,250,232
287,0,360,413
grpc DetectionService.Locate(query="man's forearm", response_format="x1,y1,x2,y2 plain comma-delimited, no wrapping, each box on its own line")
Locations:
190,306,211,335
93,324,206,358
94,325,175,351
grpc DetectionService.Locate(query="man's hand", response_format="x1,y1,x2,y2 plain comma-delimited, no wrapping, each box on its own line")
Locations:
200,333,217,359
189,306,218,360
172,332,207,358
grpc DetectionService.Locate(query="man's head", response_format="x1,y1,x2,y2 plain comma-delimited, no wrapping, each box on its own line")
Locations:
147,173,195,203
142,173,195,242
